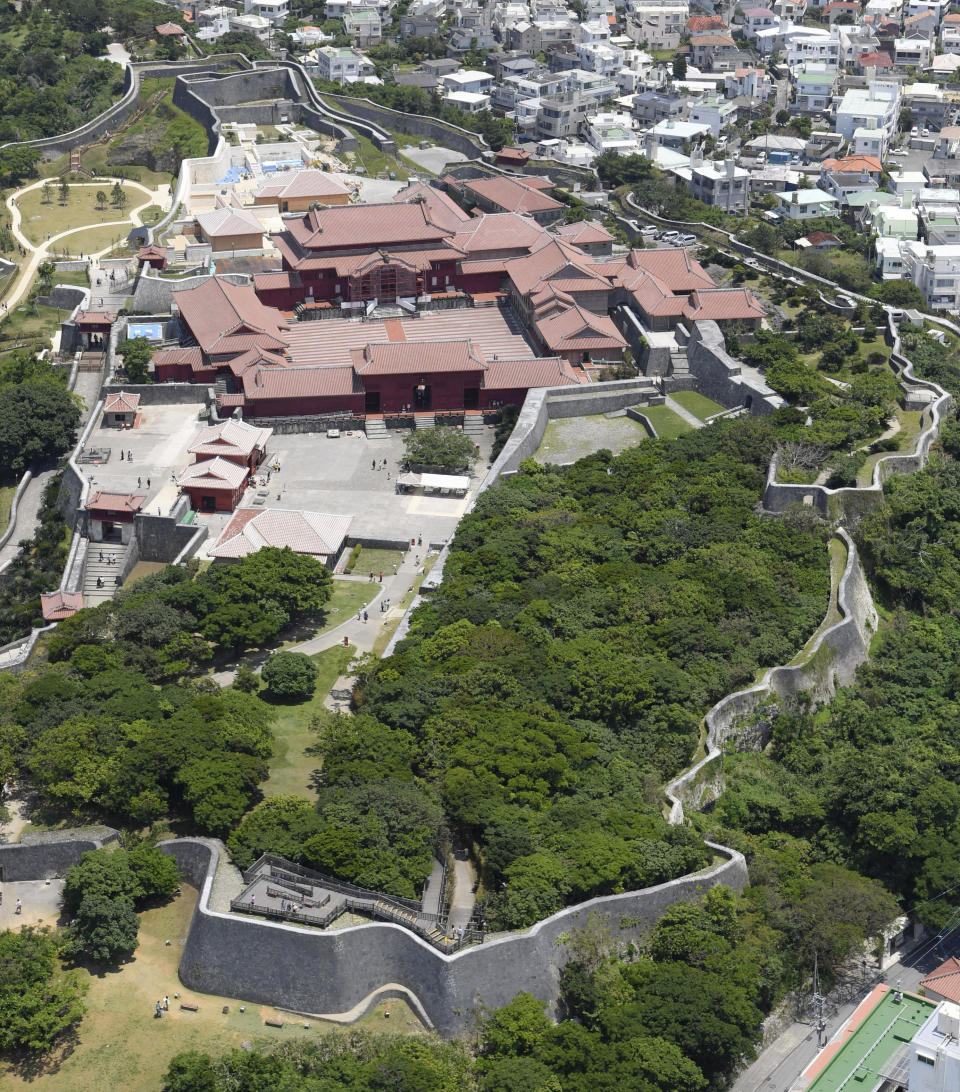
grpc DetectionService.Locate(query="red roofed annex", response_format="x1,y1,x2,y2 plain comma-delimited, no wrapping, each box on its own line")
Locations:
149,180,763,419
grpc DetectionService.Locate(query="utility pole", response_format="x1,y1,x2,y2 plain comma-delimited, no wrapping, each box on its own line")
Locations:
813,952,827,1049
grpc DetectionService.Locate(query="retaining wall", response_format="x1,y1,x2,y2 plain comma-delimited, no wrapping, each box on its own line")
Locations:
683,321,784,415
0,827,117,881
157,836,746,1037
665,527,877,821
130,270,248,313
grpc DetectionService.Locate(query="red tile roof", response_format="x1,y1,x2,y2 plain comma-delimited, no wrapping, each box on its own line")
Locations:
241,364,362,400
450,212,545,254
822,154,882,174
177,456,249,490
76,311,117,326
554,220,613,245
86,491,147,513
137,245,167,260
350,340,486,375
103,391,141,414
920,957,960,1004
687,15,728,31
496,147,531,163
394,182,473,230
173,277,289,356
188,418,272,459
536,305,626,351
152,346,205,373
460,176,562,215
256,169,350,201
802,230,841,245
484,356,583,390
252,270,303,291
209,507,353,560
41,590,83,621
684,288,765,322
155,21,184,34
858,51,893,66
289,201,454,250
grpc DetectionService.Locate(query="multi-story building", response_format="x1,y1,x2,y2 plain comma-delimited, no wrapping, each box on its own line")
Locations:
910,1002,960,1092
741,7,777,39
584,111,640,154
835,82,900,146
723,67,772,100
344,10,382,43
784,26,842,65
243,0,290,24
688,95,737,137
689,33,740,71
313,45,375,82
794,64,836,113
894,35,933,67
689,159,749,211
777,187,840,218
900,240,960,307
626,0,689,48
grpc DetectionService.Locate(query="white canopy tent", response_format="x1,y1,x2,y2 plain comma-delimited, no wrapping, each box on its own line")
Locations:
397,472,470,494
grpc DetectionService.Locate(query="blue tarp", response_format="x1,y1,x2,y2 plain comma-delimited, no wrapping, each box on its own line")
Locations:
127,323,163,341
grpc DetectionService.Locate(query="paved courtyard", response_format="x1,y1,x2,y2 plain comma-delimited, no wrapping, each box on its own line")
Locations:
0,878,64,930
82,402,206,515
195,422,497,556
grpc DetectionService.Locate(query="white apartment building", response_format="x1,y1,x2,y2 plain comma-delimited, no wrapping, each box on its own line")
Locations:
578,42,625,77
578,17,611,43
688,94,737,137
942,20,960,52
444,91,492,112
900,240,960,307
784,26,841,65
794,65,836,112
689,159,749,211
742,7,777,40
777,187,840,218
876,233,907,279
585,111,640,154
326,0,389,16
724,67,772,99
910,1001,960,1089
228,12,272,38
894,36,933,67
626,0,688,48
907,0,951,21
244,0,289,24
442,69,495,95
835,82,900,145
313,45,375,82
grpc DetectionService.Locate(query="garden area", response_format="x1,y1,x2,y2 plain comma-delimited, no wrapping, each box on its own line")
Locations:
15,182,144,246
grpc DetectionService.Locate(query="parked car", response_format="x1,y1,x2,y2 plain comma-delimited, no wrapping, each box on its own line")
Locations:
677,234,698,246
888,148,908,156
911,126,919,136
640,225,659,237
660,230,681,242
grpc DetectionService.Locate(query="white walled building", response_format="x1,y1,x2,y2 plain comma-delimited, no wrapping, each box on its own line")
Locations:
900,240,960,308
835,83,900,145
910,1001,960,1091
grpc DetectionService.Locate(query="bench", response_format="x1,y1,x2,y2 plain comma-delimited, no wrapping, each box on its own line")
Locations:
265,1018,284,1028
180,1002,199,1012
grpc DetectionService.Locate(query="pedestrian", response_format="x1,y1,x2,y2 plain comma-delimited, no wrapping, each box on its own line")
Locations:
156,1001,162,1018
379,571,383,582
363,610,368,622
146,477,150,487
250,894,256,906
137,477,141,488
15,897,22,914
127,450,132,461
114,575,120,587
163,996,169,1011
99,550,103,561
120,449,124,461
96,576,103,588
418,534,422,547
371,459,376,470
357,609,362,621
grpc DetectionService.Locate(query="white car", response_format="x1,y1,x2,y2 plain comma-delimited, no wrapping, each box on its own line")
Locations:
677,234,698,246
640,225,659,237
660,230,681,242
911,126,919,136
888,148,908,156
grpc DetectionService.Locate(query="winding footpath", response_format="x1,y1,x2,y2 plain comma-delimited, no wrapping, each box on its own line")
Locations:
3,176,170,311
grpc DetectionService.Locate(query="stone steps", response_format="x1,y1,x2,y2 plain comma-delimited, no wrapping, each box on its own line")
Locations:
462,416,484,437
365,418,388,439
83,542,128,605
414,414,435,430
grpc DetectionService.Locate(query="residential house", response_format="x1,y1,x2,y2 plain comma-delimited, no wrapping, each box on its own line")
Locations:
919,956,960,1006
313,45,375,82
795,229,842,249
820,154,883,204
441,69,495,95
823,1,861,24
741,7,777,39
584,111,640,154
777,187,840,218
875,234,906,278
689,158,750,211
835,82,900,145
855,49,895,77
626,0,688,48
874,205,920,238
228,12,272,38
907,0,951,20
784,26,842,65
688,94,737,137
631,89,688,123
903,8,939,37
894,35,933,68
244,0,289,24
344,10,382,44
648,117,712,148
445,90,492,111
851,126,886,157
904,81,947,131
940,12,960,52
688,32,739,70
723,67,772,100
909,1001,960,1092
899,239,960,308
794,65,836,113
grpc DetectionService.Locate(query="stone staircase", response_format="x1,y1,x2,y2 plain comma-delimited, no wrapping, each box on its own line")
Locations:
365,417,388,440
462,414,484,439
414,413,436,430
669,347,690,379
83,541,128,606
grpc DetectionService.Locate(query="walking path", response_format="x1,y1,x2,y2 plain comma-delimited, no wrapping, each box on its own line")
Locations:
419,859,445,919
664,394,706,429
446,851,477,934
4,176,169,312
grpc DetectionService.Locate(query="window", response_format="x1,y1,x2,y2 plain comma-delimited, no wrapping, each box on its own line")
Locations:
916,1053,935,1066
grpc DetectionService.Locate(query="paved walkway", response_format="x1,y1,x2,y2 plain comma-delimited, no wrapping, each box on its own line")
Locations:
446,851,477,934
664,395,706,429
419,859,445,919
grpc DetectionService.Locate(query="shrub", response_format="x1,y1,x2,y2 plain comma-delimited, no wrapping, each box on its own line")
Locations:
261,651,319,701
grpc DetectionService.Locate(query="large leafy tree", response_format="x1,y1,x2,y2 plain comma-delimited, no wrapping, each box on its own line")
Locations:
0,928,87,1053
0,382,81,477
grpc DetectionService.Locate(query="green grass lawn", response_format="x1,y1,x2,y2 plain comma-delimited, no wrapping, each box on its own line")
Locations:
0,483,14,532
279,579,380,647
0,302,64,358
15,184,144,245
670,390,728,421
46,224,135,259
788,536,846,666
345,134,411,181
0,885,426,1092
856,408,925,487
347,546,406,576
261,644,356,799
642,404,694,439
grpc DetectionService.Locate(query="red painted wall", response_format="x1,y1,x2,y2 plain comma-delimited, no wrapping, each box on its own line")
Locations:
244,393,365,419
363,370,484,413
182,484,244,512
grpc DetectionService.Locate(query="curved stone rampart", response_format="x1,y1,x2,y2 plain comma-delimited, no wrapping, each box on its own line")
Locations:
664,528,877,821
156,836,746,1037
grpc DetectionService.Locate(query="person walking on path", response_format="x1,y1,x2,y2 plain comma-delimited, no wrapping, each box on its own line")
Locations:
163,996,169,1011
362,610,368,623
15,897,22,914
